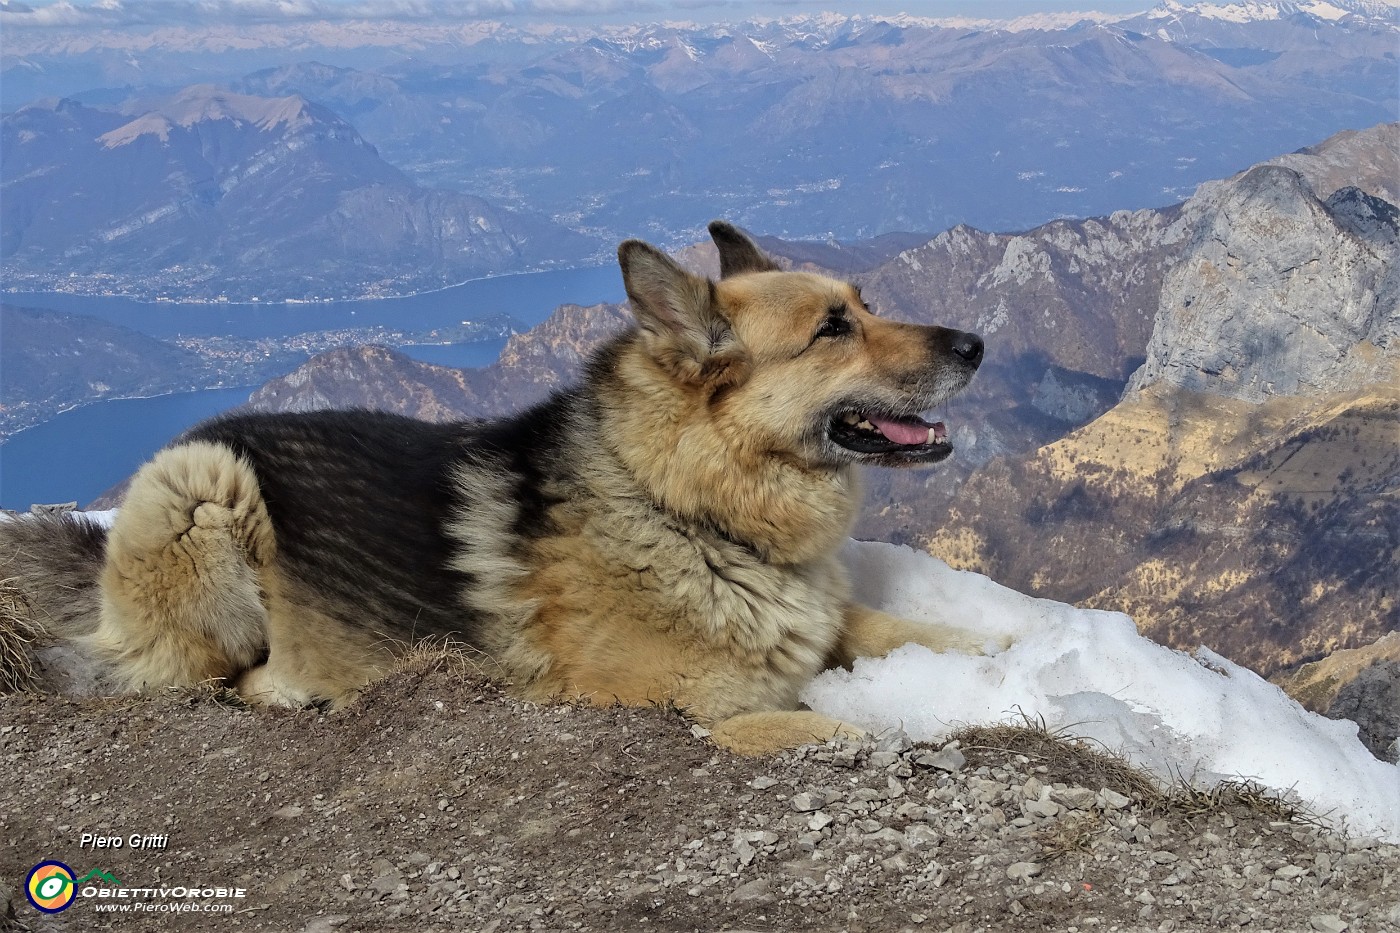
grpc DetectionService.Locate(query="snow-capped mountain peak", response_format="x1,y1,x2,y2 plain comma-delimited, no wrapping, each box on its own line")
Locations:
1147,0,1400,25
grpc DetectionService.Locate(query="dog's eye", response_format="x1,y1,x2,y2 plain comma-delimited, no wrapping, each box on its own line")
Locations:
815,315,851,339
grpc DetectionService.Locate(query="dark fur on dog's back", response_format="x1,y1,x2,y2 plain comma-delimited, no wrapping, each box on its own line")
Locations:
178,390,596,639
184,410,482,637
0,223,998,753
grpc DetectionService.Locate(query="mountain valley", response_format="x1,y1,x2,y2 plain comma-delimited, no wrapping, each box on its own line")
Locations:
0,88,593,300
3,2,1397,298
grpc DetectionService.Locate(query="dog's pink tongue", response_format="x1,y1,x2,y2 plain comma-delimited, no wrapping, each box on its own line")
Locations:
866,414,932,446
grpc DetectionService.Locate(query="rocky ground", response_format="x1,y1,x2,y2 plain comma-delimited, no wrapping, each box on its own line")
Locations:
2,657,1397,933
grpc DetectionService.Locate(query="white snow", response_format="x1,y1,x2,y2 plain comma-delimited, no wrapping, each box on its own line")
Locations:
82,510,119,528
1148,0,1399,23
1,509,118,527
812,540,1400,843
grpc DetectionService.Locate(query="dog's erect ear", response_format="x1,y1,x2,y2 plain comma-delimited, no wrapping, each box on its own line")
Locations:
618,239,749,390
709,220,780,278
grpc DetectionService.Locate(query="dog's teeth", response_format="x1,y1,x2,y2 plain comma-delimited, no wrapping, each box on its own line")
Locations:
841,412,861,426
857,420,875,431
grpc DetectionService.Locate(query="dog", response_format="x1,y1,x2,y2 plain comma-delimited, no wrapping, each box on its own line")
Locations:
2,222,990,754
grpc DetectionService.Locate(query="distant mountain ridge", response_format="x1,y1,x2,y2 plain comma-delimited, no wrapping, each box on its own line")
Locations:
4,4,1395,263
1137,0,1400,28
0,86,593,300
4,3,1396,55
97,85,321,147
246,303,631,421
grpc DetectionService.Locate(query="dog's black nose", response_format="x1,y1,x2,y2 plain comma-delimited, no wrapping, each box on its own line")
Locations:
951,331,984,366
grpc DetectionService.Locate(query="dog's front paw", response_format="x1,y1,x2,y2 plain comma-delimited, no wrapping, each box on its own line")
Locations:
708,710,867,755
930,625,1007,657
984,632,1014,655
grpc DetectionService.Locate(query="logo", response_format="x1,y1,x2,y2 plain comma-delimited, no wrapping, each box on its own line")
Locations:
76,868,123,886
24,864,123,914
22,858,245,914
25,861,77,913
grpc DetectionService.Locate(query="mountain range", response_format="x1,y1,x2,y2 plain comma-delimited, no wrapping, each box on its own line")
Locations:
0,87,592,299
0,303,205,430
918,169,1397,676
227,5,1400,243
234,123,1399,698
3,2,1397,300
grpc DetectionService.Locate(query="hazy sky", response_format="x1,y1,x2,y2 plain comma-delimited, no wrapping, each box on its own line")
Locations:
541,1,1156,21
2,0,1158,30
640,1,1153,20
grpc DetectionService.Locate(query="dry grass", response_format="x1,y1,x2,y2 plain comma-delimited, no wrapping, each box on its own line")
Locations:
391,637,498,681
167,679,250,710
1168,776,1322,828
947,713,1319,836
950,714,1166,806
1033,811,1109,859
0,576,45,693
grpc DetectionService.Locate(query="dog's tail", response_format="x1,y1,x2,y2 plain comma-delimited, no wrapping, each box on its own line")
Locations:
0,513,108,689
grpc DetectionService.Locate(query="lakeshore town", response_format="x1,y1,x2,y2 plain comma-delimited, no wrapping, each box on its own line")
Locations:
0,316,517,439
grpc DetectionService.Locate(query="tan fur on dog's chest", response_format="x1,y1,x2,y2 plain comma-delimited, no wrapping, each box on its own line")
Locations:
511,493,850,724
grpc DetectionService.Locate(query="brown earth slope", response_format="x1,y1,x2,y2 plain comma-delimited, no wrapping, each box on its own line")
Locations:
3,664,1397,933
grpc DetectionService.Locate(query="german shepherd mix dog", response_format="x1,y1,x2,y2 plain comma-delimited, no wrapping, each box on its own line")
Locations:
3,223,992,754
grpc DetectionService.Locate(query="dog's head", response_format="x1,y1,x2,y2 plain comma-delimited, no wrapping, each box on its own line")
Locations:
617,221,982,471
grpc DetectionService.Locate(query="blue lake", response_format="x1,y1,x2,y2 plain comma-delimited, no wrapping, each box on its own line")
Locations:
4,263,622,336
1,265,624,510
398,339,508,369
1,387,258,510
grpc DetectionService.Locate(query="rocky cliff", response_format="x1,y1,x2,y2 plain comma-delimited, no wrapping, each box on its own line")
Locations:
1272,632,1400,762
1126,165,1397,403
248,303,630,420
849,206,1189,535
919,124,1399,676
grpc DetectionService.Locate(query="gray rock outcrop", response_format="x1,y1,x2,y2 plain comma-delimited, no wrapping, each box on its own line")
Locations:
1327,660,1400,764
1127,164,1399,402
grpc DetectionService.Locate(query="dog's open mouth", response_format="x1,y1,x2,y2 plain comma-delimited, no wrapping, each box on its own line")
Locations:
828,409,952,462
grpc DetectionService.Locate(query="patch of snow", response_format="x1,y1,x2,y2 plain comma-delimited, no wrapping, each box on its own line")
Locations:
1148,0,1399,24
1304,1,1354,18
1153,1,1284,23
746,36,776,58
97,86,315,148
811,540,1400,843
879,11,1127,32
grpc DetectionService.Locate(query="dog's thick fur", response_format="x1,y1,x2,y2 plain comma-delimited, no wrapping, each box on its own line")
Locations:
2,223,991,754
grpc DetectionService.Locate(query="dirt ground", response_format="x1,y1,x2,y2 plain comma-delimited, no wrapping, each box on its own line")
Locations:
2,660,1397,933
